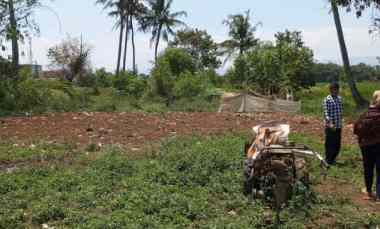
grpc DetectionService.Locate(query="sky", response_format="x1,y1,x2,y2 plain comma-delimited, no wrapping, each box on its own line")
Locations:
10,0,380,73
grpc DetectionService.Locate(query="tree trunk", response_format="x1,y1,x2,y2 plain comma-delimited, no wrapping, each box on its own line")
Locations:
154,24,162,63
116,15,125,76
8,0,19,74
122,14,129,72
130,15,136,74
331,0,368,109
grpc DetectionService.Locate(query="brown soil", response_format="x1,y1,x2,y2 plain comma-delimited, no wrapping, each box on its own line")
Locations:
0,112,357,149
315,177,380,213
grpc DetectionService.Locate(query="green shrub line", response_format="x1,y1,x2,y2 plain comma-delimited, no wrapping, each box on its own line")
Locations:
1,76,378,118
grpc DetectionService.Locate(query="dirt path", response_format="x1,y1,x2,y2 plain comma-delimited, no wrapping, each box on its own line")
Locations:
0,112,357,149
315,178,380,215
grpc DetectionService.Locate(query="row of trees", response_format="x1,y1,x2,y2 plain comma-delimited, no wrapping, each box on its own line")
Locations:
96,0,187,75
2,0,380,108
313,62,380,82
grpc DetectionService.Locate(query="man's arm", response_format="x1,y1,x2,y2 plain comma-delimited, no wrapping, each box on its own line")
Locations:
322,98,331,124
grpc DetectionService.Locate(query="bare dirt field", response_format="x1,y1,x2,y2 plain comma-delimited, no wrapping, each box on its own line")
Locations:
0,112,357,149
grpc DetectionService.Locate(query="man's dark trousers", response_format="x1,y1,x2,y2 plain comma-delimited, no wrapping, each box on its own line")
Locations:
325,128,342,164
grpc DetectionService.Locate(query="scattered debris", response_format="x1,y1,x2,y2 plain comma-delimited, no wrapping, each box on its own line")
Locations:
6,166,18,173
228,210,237,216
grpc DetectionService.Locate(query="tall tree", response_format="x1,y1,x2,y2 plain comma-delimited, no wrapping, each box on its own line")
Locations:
130,13,136,73
96,0,126,76
220,10,260,62
140,0,187,62
122,0,145,73
8,0,18,72
122,8,129,72
0,0,43,74
331,0,368,108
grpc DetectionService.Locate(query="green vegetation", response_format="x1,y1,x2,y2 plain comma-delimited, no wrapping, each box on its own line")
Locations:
1,1,380,228
1,73,378,118
227,30,314,94
1,134,379,228
297,81,380,119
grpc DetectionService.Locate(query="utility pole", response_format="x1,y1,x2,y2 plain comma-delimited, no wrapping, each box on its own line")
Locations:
28,36,33,65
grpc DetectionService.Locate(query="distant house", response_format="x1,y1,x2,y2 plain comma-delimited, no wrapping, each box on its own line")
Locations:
40,69,66,80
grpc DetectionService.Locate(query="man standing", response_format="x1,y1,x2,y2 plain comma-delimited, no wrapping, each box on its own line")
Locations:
323,82,343,166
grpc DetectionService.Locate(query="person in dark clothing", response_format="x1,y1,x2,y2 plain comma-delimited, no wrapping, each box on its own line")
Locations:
354,90,380,201
323,82,343,165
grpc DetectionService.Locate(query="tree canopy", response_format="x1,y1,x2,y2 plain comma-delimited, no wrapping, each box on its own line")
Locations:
220,10,260,62
228,30,314,95
169,28,221,70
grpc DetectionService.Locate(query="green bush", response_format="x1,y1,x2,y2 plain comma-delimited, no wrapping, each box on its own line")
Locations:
0,57,13,80
151,60,173,101
113,71,147,98
174,71,205,98
151,48,196,101
0,80,17,114
0,78,92,115
123,74,147,99
157,48,196,76
76,73,96,87
199,69,224,87
15,79,52,113
93,68,114,87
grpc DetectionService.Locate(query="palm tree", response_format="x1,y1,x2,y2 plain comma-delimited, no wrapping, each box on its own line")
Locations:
96,0,126,75
130,14,136,73
330,0,368,109
121,0,146,73
122,9,129,72
220,10,260,62
140,0,187,62
8,0,19,73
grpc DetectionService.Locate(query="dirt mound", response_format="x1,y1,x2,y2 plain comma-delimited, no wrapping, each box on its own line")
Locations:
0,112,356,149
